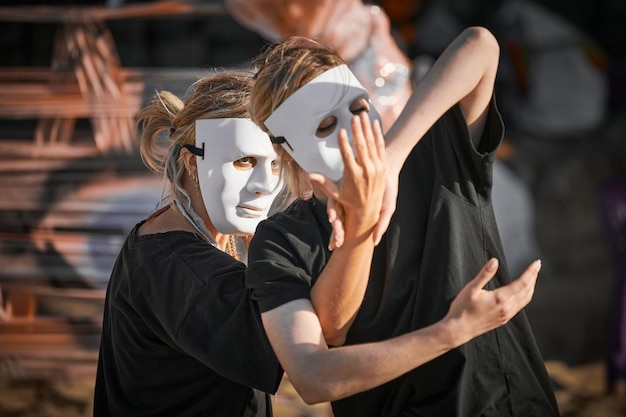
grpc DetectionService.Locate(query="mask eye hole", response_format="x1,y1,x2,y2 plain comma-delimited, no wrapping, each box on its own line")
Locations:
316,116,337,138
350,97,370,115
233,157,257,171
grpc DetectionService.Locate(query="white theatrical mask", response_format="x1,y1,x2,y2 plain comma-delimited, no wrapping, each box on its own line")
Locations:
265,64,382,182
195,118,282,235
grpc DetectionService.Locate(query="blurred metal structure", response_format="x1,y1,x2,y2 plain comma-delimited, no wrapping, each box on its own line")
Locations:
0,0,228,380
0,1,227,154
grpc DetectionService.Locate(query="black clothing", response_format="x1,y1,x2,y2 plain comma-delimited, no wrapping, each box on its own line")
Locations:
247,102,559,416
94,223,282,417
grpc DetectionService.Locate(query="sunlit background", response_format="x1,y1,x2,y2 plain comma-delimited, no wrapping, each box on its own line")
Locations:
0,1,625,416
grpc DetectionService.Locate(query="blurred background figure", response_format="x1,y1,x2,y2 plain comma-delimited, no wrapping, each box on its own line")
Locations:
226,0,413,131
1,0,626,415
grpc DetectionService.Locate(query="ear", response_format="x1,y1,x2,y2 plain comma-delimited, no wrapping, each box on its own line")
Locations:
180,146,198,177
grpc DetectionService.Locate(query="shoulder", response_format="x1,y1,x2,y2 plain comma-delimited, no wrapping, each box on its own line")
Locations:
261,198,323,230
429,98,503,154
252,198,330,254
247,197,330,312
130,229,246,285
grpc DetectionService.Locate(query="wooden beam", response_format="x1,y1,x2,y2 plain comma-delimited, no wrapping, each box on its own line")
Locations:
0,1,228,23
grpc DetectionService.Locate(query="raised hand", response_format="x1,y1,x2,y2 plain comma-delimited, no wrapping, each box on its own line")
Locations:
444,258,540,346
309,111,386,249
372,163,399,245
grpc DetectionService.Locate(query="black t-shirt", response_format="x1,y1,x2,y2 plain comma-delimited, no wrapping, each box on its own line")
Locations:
94,223,282,417
247,102,560,417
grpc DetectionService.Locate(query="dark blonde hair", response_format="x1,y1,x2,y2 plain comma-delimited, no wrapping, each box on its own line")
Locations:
138,71,254,175
250,37,344,199
136,71,255,243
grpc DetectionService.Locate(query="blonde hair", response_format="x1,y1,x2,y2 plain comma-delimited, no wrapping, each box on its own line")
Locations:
137,71,254,245
250,37,344,200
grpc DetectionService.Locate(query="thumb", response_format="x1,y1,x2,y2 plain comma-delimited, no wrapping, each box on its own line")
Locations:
373,206,392,245
468,258,499,292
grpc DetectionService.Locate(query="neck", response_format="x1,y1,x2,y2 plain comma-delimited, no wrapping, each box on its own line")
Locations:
169,201,219,244
214,233,230,250
311,181,329,203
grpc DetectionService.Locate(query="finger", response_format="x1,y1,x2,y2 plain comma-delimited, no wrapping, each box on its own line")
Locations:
355,111,376,167
333,202,345,231
373,203,393,245
329,203,345,250
360,111,377,162
496,260,541,304
326,198,338,224
339,126,358,175
328,229,337,251
352,112,378,180
331,217,345,249
372,118,386,164
346,117,364,172
466,258,499,293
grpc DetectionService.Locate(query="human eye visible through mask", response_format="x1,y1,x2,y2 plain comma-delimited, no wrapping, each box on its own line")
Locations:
233,157,256,170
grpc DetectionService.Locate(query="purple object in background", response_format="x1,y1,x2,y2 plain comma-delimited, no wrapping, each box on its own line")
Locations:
597,173,626,384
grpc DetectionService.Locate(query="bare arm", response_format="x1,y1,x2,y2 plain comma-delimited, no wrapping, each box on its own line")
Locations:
262,258,540,404
385,26,499,168
374,26,500,244
309,112,386,346
310,28,501,344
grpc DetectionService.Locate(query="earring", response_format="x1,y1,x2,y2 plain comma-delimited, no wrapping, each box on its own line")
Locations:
188,170,200,195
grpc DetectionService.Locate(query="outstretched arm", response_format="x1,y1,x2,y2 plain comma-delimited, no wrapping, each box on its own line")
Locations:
374,26,500,244
385,25,499,169
262,258,540,404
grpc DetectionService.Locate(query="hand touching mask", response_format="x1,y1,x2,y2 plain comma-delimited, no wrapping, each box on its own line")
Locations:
265,64,382,182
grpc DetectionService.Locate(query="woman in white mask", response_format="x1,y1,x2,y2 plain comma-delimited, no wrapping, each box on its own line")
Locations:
94,62,542,417
245,27,559,416
93,73,279,417
93,71,387,416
